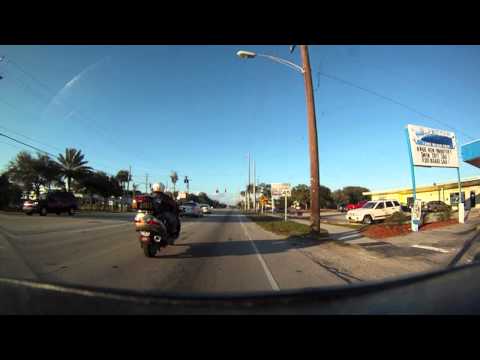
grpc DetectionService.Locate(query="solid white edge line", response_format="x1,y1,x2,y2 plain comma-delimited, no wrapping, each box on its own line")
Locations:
239,215,280,291
411,244,450,253
337,233,360,241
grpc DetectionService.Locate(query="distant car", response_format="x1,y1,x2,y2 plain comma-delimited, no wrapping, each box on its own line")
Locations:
345,200,368,211
23,191,78,216
179,202,203,217
199,204,211,214
337,204,347,212
424,201,451,213
346,200,401,224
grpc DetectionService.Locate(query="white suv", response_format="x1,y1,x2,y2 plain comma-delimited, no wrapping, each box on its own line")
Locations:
346,200,401,225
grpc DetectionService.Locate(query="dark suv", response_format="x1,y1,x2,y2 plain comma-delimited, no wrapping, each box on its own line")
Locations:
23,191,79,216
424,201,451,213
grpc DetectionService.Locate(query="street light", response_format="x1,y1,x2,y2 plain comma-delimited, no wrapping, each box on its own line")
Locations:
237,46,321,233
236,50,256,59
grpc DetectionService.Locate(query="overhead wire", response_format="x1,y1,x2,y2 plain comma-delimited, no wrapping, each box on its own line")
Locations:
315,70,476,141
1,55,147,167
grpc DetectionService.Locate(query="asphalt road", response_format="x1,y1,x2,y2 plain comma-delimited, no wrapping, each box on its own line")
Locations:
0,209,347,293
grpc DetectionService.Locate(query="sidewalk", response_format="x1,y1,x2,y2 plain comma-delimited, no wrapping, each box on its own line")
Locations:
247,211,480,283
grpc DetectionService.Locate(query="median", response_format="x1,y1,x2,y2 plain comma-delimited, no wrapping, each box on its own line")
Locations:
247,214,329,240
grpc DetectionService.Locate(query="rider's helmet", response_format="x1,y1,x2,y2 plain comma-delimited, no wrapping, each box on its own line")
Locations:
151,182,165,193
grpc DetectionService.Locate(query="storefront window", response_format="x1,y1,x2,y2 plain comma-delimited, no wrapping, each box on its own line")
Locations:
450,192,465,205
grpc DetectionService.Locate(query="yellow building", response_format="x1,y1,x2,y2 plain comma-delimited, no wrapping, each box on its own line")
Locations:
363,176,480,209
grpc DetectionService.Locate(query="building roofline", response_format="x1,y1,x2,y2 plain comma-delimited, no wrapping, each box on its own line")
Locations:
461,138,480,147
363,175,480,196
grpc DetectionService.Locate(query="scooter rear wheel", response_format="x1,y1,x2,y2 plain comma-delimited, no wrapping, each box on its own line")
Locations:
143,243,157,257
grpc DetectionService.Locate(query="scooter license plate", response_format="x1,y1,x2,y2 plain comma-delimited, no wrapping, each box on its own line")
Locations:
140,231,150,236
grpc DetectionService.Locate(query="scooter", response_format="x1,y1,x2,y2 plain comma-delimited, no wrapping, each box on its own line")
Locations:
134,211,170,257
133,195,181,257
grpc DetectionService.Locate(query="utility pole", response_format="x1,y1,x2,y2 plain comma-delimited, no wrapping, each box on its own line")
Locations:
145,173,149,194
300,45,320,233
253,157,256,213
247,153,251,211
127,165,131,209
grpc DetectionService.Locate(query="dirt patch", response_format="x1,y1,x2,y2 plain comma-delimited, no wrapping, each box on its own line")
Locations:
361,219,459,239
420,219,458,231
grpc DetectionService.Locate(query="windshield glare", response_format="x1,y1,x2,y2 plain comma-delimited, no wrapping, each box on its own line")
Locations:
363,202,376,209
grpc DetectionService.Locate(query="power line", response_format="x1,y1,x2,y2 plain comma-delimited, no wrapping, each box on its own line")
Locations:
0,131,56,157
316,71,476,141
2,56,137,161
0,131,121,177
0,124,63,153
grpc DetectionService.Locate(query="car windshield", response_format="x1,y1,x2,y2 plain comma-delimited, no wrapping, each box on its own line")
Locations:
0,44,479,314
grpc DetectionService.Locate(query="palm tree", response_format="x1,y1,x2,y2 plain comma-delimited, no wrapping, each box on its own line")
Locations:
116,170,130,211
170,171,178,198
56,148,92,192
35,153,62,191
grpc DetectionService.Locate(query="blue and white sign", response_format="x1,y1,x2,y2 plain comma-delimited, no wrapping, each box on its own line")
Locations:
407,124,459,168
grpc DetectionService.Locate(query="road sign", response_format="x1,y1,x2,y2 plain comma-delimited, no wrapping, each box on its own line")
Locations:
271,183,291,197
407,124,459,168
177,192,187,200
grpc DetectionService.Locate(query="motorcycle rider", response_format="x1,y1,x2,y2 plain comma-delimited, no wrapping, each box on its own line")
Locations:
150,183,180,243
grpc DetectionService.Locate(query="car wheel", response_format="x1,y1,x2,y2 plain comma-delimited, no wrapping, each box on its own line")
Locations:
363,215,373,225
26,212,33,216
40,207,48,216
68,208,75,216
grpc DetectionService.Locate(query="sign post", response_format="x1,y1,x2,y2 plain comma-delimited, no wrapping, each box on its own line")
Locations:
406,124,462,230
457,167,464,224
272,183,291,220
405,128,418,231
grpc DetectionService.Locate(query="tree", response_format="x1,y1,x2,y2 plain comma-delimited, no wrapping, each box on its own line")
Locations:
34,153,62,191
318,185,335,209
116,170,130,188
332,189,349,206
56,148,92,192
257,183,271,198
170,171,178,197
291,184,310,210
0,173,22,209
116,170,130,211
7,151,43,198
342,186,370,204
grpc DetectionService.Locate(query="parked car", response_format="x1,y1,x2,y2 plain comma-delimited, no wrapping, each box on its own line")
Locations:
424,201,451,213
179,202,203,217
23,191,78,216
346,200,401,225
337,204,347,212
345,200,368,211
199,204,211,214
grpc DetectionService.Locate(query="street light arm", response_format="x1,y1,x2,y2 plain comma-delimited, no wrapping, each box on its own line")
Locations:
257,54,305,74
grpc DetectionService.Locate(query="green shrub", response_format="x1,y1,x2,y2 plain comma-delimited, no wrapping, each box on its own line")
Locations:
385,211,408,227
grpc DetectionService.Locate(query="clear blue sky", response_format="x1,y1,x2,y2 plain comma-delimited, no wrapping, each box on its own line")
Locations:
1,45,479,204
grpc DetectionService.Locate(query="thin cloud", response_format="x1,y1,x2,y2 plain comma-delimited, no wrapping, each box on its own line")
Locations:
42,56,111,118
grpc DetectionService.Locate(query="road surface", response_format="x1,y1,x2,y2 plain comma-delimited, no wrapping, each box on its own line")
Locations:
0,209,347,293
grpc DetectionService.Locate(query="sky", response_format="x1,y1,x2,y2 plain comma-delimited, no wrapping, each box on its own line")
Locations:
0,45,479,204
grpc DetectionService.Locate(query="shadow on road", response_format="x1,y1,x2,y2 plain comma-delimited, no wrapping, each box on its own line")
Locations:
155,235,322,259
